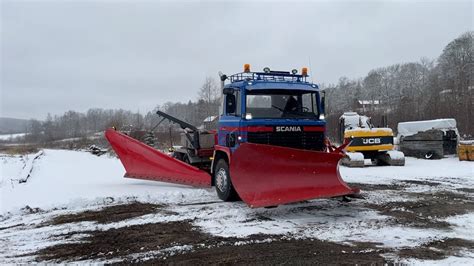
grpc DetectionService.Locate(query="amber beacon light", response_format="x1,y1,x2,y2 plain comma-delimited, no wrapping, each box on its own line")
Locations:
244,64,251,73
301,67,308,76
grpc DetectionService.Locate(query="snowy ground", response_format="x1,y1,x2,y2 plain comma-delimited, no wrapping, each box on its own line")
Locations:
0,133,26,141
0,149,473,263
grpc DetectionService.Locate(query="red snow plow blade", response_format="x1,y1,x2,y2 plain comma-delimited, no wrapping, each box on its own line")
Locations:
105,128,211,187
230,143,354,208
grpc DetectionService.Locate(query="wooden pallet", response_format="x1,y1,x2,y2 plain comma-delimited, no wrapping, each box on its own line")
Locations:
459,141,474,161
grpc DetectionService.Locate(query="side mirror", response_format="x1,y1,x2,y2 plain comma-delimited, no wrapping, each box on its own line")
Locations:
226,94,236,114
218,71,227,90
219,71,228,82
321,91,326,118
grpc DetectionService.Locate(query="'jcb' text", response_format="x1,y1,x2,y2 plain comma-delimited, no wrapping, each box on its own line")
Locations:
363,138,381,144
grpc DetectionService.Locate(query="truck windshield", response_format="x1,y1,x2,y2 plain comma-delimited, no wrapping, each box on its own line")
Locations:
246,90,319,119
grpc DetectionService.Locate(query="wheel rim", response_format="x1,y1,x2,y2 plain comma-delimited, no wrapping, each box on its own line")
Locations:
215,168,228,192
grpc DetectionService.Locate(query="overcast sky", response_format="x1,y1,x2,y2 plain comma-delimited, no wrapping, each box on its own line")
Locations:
1,0,472,120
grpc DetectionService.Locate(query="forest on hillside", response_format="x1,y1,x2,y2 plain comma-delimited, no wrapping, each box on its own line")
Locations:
10,31,473,144
324,31,473,139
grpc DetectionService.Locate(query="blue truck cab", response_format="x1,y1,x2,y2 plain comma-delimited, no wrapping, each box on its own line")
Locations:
216,66,327,154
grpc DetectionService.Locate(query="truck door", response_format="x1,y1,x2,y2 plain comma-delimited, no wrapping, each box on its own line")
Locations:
220,89,242,152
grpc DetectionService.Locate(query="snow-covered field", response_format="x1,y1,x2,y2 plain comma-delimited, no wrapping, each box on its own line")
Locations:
0,149,473,263
0,133,26,141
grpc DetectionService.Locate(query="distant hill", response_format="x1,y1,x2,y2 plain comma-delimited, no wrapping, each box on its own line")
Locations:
0,117,29,134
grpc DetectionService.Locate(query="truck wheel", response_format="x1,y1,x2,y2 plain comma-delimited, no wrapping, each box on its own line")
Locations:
214,159,239,201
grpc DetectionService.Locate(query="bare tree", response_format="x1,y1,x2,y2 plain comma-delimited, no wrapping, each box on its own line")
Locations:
198,77,220,121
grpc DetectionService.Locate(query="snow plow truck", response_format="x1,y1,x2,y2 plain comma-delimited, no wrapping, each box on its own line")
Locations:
105,65,357,208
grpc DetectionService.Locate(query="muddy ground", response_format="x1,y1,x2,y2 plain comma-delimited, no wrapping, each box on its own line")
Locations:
34,204,389,265
354,182,474,229
1,179,471,264
30,178,474,265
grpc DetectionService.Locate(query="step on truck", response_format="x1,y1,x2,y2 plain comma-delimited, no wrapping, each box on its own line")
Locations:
105,64,357,208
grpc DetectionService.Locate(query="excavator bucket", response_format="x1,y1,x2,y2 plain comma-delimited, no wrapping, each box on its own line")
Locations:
105,128,211,187
230,143,354,208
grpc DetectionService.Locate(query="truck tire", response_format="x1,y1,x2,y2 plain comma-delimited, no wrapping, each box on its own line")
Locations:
214,159,239,201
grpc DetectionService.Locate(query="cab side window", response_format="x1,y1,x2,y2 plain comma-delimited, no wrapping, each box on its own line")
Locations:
226,90,241,116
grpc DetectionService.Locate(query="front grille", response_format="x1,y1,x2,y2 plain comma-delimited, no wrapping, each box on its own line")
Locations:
247,131,325,151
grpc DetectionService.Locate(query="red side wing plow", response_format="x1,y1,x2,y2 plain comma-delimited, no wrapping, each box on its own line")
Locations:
105,129,211,187
230,143,354,208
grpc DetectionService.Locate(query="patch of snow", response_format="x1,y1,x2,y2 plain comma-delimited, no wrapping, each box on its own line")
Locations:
0,149,214,214
386,150,404,160
358,100,380,105
0,154,24,187
234,238,273,246
397,118,458,139
170,198,439,249
401,251,474,265
341,156,473,188
341,112,370,129
0,133,26,141
445,213,474,241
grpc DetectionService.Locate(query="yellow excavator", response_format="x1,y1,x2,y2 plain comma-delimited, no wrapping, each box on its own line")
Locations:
338,112,405,167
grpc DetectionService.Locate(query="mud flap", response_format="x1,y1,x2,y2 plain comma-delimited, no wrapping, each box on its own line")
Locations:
105,129,211,187
230,143,354,208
